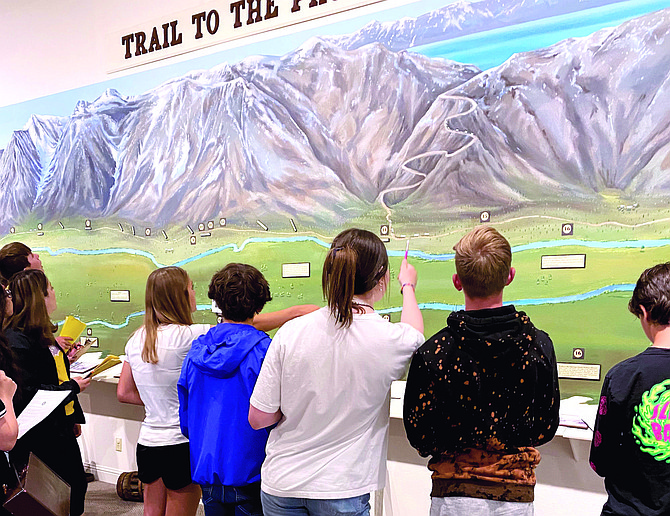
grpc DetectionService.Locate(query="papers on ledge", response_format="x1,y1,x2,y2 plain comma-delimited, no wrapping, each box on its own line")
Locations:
559,396,598,430
71,352,122,378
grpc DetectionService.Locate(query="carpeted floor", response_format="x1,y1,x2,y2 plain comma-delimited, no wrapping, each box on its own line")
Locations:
84,481,205,515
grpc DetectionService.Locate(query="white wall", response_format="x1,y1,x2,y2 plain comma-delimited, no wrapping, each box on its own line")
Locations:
0,0,205,107
0,0,413,108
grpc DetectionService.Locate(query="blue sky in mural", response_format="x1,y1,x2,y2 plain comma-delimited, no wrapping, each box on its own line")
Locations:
415,0,668,69
0,0,664,147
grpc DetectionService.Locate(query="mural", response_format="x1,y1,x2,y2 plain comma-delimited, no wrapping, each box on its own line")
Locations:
1,0,669,398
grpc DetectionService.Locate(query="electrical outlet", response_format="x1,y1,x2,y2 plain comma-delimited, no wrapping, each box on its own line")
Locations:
115,437,122,452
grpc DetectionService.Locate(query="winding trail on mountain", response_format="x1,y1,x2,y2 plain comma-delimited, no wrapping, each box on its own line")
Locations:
378,95,479,234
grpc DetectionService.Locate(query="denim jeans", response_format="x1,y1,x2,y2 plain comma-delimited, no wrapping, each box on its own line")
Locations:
261,490,370,516
200,482,262,516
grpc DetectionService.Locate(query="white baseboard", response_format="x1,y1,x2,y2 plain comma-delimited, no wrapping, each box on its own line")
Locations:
84,461,127,484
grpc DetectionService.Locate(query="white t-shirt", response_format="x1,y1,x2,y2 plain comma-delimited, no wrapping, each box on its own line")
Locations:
125,323,209,447
250,307,424,499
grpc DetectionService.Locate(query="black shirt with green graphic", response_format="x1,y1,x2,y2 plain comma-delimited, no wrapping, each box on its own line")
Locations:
590,347,670,516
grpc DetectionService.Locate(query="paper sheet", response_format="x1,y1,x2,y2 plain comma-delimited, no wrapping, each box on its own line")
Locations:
70,352,103,374
17,390,71,439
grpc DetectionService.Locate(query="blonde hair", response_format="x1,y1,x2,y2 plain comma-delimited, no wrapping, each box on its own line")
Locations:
141,267,193,364
453,226,511,299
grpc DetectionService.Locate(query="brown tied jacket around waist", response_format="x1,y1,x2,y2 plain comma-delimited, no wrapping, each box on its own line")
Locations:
429,445,541,503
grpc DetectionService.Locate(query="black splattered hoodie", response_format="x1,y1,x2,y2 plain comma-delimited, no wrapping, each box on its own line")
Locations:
403,305,560,502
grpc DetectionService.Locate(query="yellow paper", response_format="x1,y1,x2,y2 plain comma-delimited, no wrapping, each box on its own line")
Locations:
89,355,121,378
60,316,87,341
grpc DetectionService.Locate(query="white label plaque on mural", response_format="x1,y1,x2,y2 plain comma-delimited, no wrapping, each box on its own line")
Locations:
557,363,601,381
282,262,310,278
108,0,387,72
541,254,586,269
110,290,131,302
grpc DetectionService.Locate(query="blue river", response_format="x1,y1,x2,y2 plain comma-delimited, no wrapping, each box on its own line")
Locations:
62,283,636,329
34,237,670,267
43,237,659,329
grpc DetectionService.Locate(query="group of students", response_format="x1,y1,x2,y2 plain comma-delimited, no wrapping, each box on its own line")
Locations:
0,242,90,516
0,226,668,516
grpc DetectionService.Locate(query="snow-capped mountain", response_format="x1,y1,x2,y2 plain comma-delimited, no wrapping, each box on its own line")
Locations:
1,3,669,231
392,6,670,206
328,0,631,52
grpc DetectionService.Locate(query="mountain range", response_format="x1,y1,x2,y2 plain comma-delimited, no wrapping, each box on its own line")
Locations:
0,3,668,231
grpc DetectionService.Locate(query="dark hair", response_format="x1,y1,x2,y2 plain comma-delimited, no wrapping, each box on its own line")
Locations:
209,264,272,322
322,228,389,328
6,269,57,348
0,242,31,283
629,262,670,326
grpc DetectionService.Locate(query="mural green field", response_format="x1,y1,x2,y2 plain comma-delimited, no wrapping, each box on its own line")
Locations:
5,201,667,400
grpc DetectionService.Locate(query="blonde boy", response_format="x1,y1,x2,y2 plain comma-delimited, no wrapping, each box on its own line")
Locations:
404,226,560,515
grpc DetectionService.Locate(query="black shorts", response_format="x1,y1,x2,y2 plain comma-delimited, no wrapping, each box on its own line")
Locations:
136,442,193,490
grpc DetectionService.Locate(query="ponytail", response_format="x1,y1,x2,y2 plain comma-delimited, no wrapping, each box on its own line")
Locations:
323,247,358,327
321,229,389,328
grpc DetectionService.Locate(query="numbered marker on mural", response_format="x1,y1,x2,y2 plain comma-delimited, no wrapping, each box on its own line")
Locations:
380,225,389,236
480,211,490,223
9,227,15,234
207,221,214,230
573,348,585,360
37,223,43,231
145,228,151,237
198,223,206,232
85,219,92,230
562,223,574,236
190,236,197,245
219,218,226,227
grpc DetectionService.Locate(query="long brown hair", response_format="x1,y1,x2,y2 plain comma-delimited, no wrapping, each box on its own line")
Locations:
5,269,57,348
322,228,389,328
141,266,194,364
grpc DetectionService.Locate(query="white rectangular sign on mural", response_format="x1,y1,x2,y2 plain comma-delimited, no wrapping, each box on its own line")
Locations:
540,254,587,270
282,262,311,278
107,0,386,72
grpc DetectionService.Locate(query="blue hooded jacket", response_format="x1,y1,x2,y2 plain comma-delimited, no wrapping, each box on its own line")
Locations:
178,323,271,486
